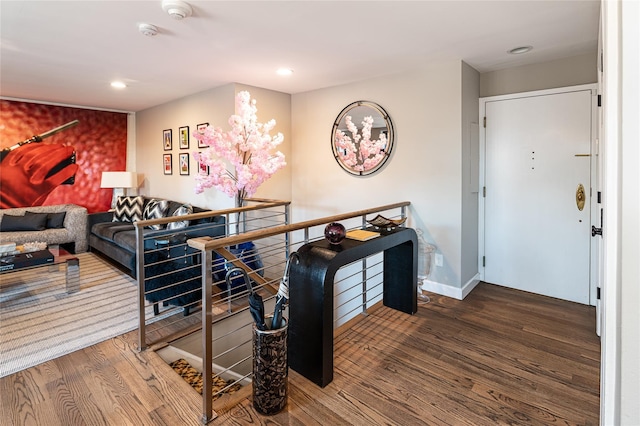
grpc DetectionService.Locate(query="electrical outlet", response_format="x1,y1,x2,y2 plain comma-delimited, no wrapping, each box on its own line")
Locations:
435,253,443,267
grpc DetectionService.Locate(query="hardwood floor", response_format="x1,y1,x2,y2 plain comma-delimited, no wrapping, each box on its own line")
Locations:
0,282,600,425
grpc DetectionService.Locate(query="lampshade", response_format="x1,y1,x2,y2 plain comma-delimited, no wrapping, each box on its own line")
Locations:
100,172,138,189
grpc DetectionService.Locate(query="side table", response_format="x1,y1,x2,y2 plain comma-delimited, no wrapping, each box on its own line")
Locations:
288,227,417,387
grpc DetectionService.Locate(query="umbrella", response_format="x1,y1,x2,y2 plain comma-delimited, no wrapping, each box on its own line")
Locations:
271,252,299,330
226,267,266,331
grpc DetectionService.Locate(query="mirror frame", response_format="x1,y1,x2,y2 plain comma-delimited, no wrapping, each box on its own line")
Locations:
331,100,395,176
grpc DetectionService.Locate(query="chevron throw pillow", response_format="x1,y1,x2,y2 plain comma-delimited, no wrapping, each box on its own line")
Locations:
167,204,193,230
112,196,144,222
143,199,170,230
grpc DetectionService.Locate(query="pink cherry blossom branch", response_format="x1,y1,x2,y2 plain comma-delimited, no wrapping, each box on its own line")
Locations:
192,91,286,199
335,115,387,172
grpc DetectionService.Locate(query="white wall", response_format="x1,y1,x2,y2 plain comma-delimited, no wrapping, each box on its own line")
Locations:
291,60,467,289
134,60,476,295
461,62,480,288
480,52,597,97
135,84,291,209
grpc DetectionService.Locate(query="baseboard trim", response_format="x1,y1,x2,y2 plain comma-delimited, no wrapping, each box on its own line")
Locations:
421,273,481,300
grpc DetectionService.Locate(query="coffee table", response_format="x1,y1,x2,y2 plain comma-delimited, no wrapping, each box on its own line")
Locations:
0,245,80,293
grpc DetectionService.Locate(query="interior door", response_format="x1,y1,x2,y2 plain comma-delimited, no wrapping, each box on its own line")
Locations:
483,89,592,304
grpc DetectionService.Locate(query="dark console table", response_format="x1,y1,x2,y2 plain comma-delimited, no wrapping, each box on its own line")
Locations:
288,227,417,387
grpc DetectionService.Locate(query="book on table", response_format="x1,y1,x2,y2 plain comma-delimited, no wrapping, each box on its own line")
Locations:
0,249,54,272
346,229,380,241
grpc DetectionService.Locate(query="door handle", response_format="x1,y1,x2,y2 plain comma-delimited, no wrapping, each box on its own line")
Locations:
576,184,585,211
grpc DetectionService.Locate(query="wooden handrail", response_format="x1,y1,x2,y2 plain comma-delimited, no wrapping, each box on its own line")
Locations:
187,201,411,251
133,198,291,229
215,247,269,286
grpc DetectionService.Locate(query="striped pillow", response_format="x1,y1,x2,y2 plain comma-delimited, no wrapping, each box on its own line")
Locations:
167,204,193,230
112,196,144,222
143,199,170,230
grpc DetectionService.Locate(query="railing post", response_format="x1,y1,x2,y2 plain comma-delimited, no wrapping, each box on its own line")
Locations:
201,249,215,423
285,203,291,258
136,224,147,351
361,214,368,315
361,258,368,315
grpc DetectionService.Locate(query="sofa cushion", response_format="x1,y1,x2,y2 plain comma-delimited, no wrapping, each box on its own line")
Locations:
0,213,48,231
167,204,193,230
112,196,144,222
46,212,67,229
112,230,138,254
91,222,135,243
143,199,170,230
26,211,66,229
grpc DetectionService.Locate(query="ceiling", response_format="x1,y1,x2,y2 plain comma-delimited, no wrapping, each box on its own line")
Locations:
0,1,600,112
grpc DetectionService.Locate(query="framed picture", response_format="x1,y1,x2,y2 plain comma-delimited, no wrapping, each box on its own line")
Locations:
197,122,209,148
179,126,189,149
163,129,172,151
179,153,190,175
198,152,209,175
163,154,172,175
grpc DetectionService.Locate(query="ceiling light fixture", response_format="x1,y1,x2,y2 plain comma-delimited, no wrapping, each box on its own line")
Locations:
276,68,294,76
162,0,192,20
508,45,533,55
110,81,127,89
138,23,158,37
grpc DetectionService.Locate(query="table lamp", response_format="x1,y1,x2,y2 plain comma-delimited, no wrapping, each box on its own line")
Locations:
100,171,138,209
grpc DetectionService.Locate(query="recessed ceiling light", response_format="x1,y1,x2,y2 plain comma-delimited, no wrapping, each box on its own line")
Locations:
508,46,533,55
276,68,294,76
111,81,127,89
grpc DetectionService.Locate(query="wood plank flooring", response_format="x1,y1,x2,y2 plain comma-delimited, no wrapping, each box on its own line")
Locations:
0,282,600,425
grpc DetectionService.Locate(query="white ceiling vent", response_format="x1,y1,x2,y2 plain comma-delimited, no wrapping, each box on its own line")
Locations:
162,0,193,20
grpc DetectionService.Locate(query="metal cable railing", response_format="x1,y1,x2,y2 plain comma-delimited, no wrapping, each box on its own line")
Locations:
185,201,411,423
133,199,291,351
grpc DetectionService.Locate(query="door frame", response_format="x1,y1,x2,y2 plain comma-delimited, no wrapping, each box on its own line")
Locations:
478,84,599,306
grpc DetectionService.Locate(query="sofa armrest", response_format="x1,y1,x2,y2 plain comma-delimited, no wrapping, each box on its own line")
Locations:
88,211,113,229
87,211,113,244
63,205,89,252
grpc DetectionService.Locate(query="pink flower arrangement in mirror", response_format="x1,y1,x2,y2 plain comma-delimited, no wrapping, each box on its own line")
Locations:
193,91,286,201
334,115,388,172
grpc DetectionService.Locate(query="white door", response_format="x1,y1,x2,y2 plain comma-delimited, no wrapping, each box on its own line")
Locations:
483,88,593,304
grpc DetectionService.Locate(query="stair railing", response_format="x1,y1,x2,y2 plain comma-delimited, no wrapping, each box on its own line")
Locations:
134,198,291,351
186,201,411,423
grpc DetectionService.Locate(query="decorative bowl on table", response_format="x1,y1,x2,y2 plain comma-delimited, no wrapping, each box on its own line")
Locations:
366,214,407,230
22,241,48,252
324,222,347,245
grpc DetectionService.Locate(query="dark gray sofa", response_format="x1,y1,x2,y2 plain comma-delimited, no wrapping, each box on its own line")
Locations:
88,197,226,278
88,197,228,315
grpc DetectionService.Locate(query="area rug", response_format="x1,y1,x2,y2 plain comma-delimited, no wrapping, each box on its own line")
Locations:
0,252,170,377
169,358,241,398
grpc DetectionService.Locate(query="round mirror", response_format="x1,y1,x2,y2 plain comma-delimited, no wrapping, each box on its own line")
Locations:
331,101,394,176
